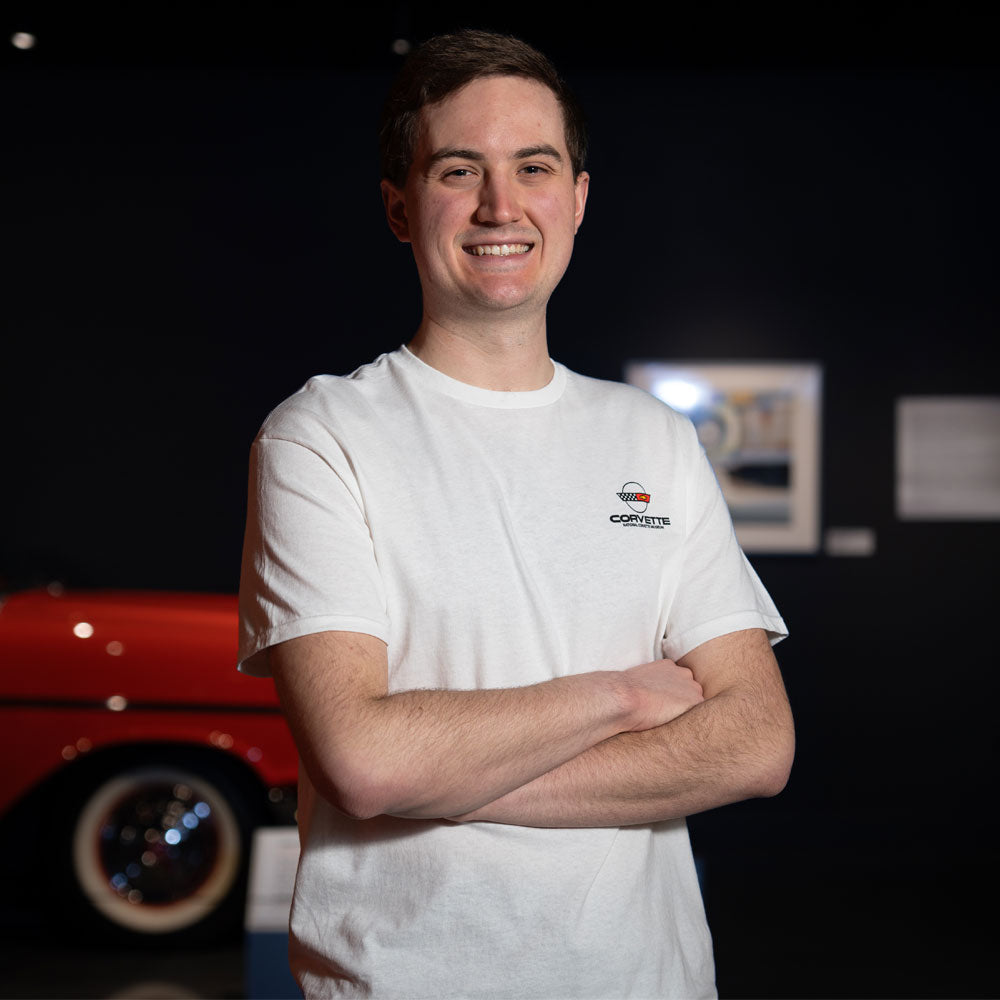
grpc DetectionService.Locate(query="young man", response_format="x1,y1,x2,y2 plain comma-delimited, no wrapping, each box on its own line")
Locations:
239,30,794,999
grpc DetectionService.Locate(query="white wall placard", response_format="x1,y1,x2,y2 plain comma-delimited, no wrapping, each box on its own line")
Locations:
897,396,1000,520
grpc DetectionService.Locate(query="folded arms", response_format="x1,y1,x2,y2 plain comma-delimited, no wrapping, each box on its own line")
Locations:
268,626,794,828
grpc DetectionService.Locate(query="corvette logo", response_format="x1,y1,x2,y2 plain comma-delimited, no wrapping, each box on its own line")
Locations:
617,482,651,512
611,481,671,528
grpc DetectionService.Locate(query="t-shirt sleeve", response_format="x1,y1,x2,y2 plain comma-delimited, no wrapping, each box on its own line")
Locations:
237,425,390,677
660,422,788,662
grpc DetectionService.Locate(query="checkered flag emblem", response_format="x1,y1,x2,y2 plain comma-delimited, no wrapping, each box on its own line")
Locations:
616,482,651,513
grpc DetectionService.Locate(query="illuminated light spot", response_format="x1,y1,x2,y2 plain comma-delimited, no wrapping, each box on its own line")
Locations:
127,889,143,904
120,826,136,843
126,862,141,879
61,745,78,760
211,731,234,749
246,746,263,763
193,802,211,819
46,582,65,597
173,783,192,801
110,873,128,891
164,828,181,845
11,32,36,50
75,737,92,752
182,812,199,830
144,828,160,843
391,38,411,55
652,378,704,413
268,787,284,803
141,850,157,867
73,622,94,639
105,640,124,656
106,694,127,712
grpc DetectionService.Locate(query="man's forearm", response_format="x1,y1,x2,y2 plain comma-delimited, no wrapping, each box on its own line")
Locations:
450,630,795,828
336,677,637,820
451,691,793,827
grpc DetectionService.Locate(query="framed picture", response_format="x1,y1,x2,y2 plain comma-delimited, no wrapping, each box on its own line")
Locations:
625,361,823,553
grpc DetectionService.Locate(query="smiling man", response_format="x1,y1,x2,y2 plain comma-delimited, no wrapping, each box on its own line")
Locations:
239,30,793,1000
382,73,587,364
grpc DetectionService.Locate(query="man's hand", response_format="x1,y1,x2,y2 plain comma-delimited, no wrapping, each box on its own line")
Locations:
621,659,704,732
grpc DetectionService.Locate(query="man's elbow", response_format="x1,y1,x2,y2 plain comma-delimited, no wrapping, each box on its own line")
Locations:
329,783,388,822
314,752,450,821
308,753,403,821
753,754,793,799
751,726,795,799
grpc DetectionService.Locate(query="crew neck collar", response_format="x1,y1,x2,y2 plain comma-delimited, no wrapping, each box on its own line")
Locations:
397,344,567,409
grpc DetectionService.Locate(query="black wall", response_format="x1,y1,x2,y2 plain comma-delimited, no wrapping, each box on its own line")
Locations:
3,8,997,996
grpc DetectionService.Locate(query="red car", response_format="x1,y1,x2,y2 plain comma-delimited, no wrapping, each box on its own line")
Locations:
0,585,298,943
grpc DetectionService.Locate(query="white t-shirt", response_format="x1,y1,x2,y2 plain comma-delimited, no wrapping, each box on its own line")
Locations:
239,346,787,999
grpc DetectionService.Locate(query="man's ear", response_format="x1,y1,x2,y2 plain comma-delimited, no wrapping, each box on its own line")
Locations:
573,171,590,235
381,179,411,243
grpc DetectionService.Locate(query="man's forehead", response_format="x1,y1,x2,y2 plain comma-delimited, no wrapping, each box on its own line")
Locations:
414,76,569,159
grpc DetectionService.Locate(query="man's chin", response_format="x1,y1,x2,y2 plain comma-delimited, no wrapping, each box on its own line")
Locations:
461,276,556,315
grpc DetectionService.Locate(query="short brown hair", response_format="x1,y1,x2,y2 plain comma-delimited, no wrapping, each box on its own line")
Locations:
379,29,588,187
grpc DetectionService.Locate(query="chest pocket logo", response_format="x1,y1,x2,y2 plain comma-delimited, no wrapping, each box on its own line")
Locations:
611,482,671,528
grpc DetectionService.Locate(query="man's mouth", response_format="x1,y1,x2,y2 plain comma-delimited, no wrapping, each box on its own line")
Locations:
463,243,533,257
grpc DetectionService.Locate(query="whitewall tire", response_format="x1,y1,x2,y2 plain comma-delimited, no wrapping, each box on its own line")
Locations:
71,765,244,936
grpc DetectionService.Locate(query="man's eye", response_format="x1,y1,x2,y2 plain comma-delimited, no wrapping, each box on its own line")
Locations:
445,168,473,178
520,165,548,175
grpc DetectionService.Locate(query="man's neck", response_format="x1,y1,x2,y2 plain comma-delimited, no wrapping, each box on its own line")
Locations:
408,316,554,392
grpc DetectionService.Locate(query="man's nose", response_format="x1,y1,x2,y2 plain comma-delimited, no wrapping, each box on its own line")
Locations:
475,174,522,226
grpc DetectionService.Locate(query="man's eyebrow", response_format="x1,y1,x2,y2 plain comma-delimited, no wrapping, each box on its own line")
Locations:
514,144,563,162
426,144,564,167
427,147,485,167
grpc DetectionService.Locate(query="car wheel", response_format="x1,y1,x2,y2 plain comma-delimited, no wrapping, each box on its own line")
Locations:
68,762,252,941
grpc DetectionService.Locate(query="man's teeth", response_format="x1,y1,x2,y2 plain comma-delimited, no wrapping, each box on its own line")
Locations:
470,244,530,256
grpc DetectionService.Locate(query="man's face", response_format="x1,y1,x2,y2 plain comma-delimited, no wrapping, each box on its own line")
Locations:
381,75,589,327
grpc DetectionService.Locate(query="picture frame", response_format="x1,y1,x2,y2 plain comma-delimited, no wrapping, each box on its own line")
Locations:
624,361,823,553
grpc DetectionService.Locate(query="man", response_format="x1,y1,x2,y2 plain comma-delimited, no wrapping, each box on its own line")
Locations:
239,29,794,999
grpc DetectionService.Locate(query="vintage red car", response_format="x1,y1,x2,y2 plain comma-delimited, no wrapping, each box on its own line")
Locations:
0,584,298,944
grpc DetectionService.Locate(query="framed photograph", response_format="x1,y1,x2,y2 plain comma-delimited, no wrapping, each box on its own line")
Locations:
625,361,823,553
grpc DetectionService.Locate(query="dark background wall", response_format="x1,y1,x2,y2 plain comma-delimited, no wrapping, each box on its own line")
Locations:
3,5,997,997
